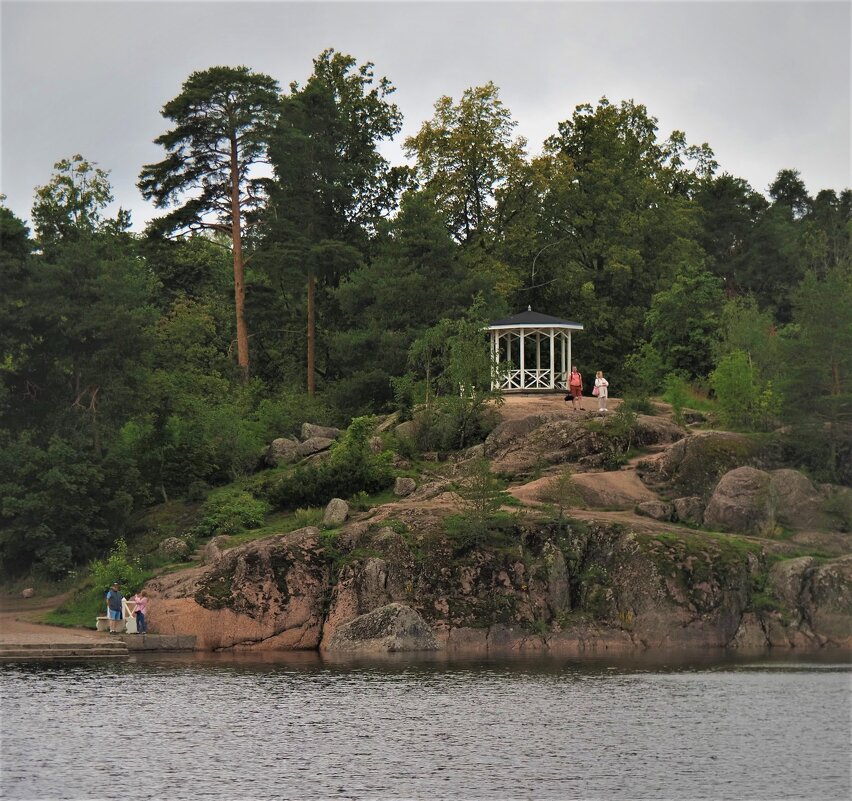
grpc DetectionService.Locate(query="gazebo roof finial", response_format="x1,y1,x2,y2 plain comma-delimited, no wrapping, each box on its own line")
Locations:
527,305,532,312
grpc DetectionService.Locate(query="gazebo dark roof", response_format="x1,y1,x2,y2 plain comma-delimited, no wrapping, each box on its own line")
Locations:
488,309,583,329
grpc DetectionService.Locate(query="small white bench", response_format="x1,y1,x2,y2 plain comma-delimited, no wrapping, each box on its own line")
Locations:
96,598,138,633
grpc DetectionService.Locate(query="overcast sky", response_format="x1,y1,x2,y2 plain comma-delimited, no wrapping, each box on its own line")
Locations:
2,0,849,231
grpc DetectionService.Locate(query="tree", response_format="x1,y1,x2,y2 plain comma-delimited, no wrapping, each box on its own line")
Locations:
530,98,710,383
31,155,129,251
265,49,408,395
138,66,281,381
644,264,725,379
782,267,852,449
404,82,527,244
330,191,489,411
694,173,769,296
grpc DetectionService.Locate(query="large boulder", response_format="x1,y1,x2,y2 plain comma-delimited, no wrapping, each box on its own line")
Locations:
647,431,765,498
635,500,674,521
394,477,416,497
266,437,299,467
322,498,349,527
672,496,704,526
297,437,334,458
703,467,772,533
394,420,420,442
324,603,439,653
301,423,341,441
769,469,822,529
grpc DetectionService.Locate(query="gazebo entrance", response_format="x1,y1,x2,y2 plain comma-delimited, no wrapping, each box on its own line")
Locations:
489,309,583,392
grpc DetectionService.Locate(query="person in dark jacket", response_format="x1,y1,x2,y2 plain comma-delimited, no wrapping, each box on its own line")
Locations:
105,582,124,633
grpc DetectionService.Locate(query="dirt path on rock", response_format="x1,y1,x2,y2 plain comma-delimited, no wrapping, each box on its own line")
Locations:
0,594,100,643
494,393,621,422
496,393,685,535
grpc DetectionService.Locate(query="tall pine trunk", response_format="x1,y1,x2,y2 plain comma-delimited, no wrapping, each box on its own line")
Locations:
307,272,316,395
230,134,250,382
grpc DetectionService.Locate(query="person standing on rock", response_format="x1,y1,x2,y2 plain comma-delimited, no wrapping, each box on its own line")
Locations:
131,589,149,634
105,582,124,633
594,371,609,413
565,365,583,410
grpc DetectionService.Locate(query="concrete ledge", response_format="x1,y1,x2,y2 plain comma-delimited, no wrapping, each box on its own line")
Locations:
116,633,196,651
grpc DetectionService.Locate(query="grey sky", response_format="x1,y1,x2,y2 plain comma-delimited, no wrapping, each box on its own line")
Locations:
2,0,849,232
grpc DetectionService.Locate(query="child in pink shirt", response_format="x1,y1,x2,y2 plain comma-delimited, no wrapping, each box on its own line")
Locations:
131,590,149,634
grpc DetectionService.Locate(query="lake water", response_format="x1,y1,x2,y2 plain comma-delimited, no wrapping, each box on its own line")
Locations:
1,651,850,800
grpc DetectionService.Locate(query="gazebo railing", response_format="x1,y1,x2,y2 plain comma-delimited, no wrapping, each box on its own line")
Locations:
497,368,564,391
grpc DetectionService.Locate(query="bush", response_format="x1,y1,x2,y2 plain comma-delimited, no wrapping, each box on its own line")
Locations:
269,417,393,510
414,395,499,452
621,394,655,416
89,538,145,596
663,373,690,426
711,350,781,431
194,489,270,537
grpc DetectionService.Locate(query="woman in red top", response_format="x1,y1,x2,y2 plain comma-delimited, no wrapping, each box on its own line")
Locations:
565,366,583,411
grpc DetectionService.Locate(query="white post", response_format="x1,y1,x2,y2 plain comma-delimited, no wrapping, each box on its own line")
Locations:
490,331,496,390
549,329,555,388
536,332,541,387
519,330,526,389
567,332,572,381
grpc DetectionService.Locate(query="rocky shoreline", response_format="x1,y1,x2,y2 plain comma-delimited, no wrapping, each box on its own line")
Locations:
140,400,852,655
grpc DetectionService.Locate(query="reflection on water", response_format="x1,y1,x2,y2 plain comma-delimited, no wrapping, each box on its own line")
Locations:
2,652,850,800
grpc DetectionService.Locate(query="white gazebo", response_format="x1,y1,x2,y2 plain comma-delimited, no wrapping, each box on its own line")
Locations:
489,308,584,392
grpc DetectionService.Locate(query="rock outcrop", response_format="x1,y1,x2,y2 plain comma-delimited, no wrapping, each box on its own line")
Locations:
325,603,439,653
266,437,300,467
301,423,341,441
641,431,766,498
146,527,330,651
488,414,685,476
146,517,852,654
704,467,772,533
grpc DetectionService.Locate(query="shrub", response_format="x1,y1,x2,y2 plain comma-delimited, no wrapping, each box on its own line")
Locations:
663,373,689,426
195,490,270,537
621,394,655,416
414,395,499,452
89,538,145,596
269,417,393,510
711,350,782,431
539,469,584,519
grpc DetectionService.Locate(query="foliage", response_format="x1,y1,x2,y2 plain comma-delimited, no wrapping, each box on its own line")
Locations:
268,417,393,509
645,264,724,378
194,489,270,538
139,65,281,379
412,395,500,452
710,350,781,431
623,343,666,397
662,374,690,426
447,458,512,547
89,538,146,596
404,82,527,243
539,469,584,519
31,154,129,251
